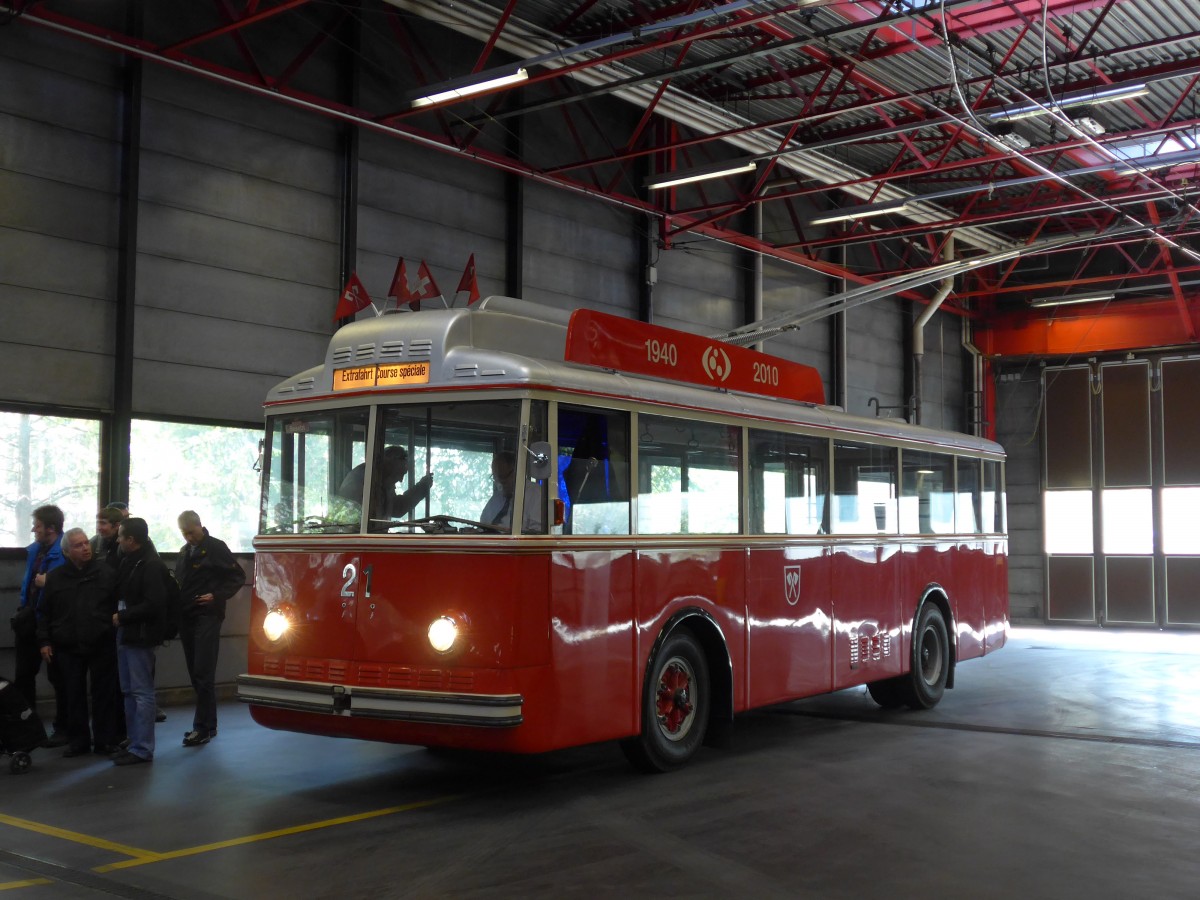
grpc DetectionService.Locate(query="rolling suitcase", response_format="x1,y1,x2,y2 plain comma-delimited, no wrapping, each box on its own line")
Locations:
0,676,46,774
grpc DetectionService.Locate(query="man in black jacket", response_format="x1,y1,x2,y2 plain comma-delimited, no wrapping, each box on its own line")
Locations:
175,510,246,747
112,517,167,766
38,528,122,757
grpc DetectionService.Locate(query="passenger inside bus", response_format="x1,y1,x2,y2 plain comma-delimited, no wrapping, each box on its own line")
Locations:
337,445,433,527
558,407,630,535
480,451,545,533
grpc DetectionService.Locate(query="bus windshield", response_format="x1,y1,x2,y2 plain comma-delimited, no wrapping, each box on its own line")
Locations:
261,399,546,535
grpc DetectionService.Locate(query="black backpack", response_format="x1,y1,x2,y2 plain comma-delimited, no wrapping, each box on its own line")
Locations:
132,560,183,642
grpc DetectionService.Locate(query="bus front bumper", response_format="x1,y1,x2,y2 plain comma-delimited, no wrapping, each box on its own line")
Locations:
236,674,523,727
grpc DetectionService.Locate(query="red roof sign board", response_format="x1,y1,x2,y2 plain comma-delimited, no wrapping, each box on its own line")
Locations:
565,309,825,405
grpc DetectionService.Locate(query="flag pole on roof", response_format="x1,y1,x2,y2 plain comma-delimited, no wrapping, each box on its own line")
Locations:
333,272,375,320
457,253,481,306
388,258,420,311
412,260,446,309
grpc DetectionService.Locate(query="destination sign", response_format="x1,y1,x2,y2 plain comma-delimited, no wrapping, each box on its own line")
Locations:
564,309,825,405
333,362,431,392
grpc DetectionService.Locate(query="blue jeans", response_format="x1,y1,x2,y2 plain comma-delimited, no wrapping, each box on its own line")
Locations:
116,636,156,760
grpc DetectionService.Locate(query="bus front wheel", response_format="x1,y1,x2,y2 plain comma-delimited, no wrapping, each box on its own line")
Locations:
621,629,710,773
901,603,949,710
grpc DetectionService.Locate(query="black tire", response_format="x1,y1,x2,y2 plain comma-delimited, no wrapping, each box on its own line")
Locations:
900,603,950,710
621,628,710,773
867,677,905,709
10,751,32,775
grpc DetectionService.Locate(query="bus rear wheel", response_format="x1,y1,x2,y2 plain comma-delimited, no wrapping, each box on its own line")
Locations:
621,629,710,773
900,603,949,710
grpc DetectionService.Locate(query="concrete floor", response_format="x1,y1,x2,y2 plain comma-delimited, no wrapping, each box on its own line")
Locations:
1,627,1198,899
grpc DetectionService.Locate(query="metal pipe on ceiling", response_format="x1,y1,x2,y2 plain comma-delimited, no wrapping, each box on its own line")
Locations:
384,0,1013,254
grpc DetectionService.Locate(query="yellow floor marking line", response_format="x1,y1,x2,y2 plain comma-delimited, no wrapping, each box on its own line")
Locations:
0,878,54,891
94,794,464,873
0,813,161,862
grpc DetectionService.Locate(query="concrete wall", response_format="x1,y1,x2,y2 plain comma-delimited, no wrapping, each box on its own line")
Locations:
0,28,122,410
134,67,343,422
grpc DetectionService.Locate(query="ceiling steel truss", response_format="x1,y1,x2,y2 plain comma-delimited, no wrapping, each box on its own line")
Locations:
6,0,1199,355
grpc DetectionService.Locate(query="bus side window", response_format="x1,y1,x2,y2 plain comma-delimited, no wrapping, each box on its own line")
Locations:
832,442,898,535
956,456,982,534
982,460,1003,533
901,450,955,535
637,415,740,535
750,430,828,535
557,406,630,535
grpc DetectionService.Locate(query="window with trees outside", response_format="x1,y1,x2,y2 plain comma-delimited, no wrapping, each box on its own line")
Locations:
1,411,102,546
129,419,262,553
637,415,741,534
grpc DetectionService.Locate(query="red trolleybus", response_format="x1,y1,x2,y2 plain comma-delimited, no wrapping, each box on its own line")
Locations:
238,297,1007,771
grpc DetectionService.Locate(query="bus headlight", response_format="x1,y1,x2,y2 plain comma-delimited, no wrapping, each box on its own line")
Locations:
263,607,293,643
428,616,459,653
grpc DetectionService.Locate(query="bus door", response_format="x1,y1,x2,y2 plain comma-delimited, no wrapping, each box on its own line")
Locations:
745,430,833,705
830,442,902,690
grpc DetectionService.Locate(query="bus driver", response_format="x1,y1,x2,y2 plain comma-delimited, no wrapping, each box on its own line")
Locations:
480,451,544,533
338,445,432,522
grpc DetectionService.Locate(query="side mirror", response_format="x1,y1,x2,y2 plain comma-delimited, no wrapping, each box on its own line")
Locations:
526,441,553,480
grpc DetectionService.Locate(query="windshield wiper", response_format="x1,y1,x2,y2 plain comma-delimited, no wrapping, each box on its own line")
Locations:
262,517,357,534
377,514,506,535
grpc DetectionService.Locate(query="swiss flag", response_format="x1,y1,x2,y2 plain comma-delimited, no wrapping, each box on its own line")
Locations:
388,258,416,308
411,260,443,309
457,253,480,305
333,272,372,320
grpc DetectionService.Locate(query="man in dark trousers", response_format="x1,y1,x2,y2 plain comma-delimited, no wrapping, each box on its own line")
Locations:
13,504,68,746
102,502,166,724
175,510,245,747
38,528,122,757
112,517,167,765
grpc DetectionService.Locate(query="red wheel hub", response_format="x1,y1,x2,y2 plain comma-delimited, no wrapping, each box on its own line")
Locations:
655,661,693,734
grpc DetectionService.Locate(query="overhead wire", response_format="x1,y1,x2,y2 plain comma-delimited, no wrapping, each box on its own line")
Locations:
929,0,1200,260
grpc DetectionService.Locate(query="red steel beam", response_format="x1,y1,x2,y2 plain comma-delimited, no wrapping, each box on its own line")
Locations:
980,299,1200,357
159,0,313,55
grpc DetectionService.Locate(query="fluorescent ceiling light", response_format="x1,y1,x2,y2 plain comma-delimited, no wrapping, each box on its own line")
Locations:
809,200,911,226
646,159,758,190
411,68,528,109
1070,113,1106,136
1029,292,1116,308
1112,135,1195,162
988,84,1149,122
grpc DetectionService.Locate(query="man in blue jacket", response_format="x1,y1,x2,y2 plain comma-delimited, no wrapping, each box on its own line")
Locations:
175,510,245,747
12,504,68,745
